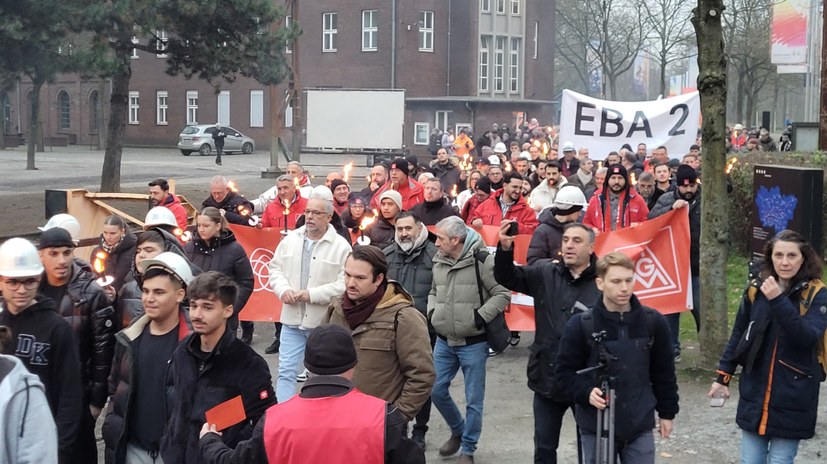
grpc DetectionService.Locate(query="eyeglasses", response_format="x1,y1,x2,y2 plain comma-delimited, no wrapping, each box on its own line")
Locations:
3,278,39,290
304,210,329,217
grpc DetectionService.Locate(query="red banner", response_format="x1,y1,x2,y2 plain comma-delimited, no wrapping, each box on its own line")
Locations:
228,224,284,322
594,208,692,315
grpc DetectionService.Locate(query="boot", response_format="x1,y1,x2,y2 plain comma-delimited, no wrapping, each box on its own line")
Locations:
411,428,426,450
457,454,474,464
438,435,461,457
264,337,280,354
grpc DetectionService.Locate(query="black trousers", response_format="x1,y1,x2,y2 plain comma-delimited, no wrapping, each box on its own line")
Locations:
412,331,437,434
533,393,580,464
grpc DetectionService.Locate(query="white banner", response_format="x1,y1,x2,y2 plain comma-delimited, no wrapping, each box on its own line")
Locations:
558,89,700,159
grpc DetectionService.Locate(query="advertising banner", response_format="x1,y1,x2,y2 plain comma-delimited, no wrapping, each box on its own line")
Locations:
771,0,809,65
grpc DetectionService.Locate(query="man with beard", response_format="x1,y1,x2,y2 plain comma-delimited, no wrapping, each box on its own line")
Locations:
582,164,649,233
371,158,425,211
566,158,595,195
326,246,435,427
202,176,255,226
410,178,459,226
649,165,701,362
471,172,538,234
529,161,568,212
383,212,439,448
495,223,601,463
430,147,463,194
635,172,658,210
162,271,275,464
148,178,188,230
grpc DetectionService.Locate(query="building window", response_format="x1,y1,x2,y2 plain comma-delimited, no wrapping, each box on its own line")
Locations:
362,10,377,51
494,37,505,93
323,12,338,52
496,0,506,14
509,38,521,93
129,91,139,125
156,91,168,125
186,91,198,125
217,90,230,125
435,111,451,131
414,123,429,145
479,37,490,93
250,90,264,127
58,91,70,130
285,15,292,54
89,91,99,132
419,11,434,52
533,22,539,60
456,123,472,135
131,36,139,59
481,0,490,12
155,30,168,58
511,0,520,15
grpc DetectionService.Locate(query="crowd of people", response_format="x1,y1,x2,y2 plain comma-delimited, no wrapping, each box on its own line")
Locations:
0,119,825,464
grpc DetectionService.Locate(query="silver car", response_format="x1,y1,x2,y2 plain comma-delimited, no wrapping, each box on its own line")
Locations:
177,125,255,156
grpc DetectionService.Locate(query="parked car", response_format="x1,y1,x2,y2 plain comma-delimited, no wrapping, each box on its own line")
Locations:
177,125,255,156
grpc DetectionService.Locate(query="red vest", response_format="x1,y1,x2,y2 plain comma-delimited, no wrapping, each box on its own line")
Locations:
263,389,385,464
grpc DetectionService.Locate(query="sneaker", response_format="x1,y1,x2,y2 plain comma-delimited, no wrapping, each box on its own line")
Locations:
264,338,280,354
509,331,521,347
296,369,309,382
438,435,462,457
487,348,499,357
674,352,682,363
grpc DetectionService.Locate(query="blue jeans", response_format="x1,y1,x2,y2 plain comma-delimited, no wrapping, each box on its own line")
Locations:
431,338,488,456
580,430,654,463
740,430,799,464
276,325,310,403
667,275,701,354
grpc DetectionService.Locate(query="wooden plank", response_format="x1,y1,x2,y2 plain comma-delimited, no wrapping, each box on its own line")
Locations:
89,199,145,227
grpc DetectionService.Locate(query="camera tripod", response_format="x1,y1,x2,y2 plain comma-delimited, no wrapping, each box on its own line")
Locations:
577,330,617,464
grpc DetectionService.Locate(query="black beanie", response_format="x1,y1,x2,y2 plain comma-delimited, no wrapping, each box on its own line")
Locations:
38,227,76,250
676,164,699,186
390,158,410,177
330,178,349,193
475,177,492,194
304,324,358,375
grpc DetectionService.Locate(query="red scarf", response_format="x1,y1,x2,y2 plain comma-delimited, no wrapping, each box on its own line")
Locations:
601,190,628,232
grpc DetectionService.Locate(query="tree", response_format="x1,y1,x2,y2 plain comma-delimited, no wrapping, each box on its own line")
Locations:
80,0,292,192
555,0,649,99
692,0,729,367
0,0,74,169
642,0,694,97
723,0,773,125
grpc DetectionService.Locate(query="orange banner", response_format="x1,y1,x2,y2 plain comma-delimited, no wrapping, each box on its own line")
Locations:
205,395,246,431
594,208,692,315
228,224,284,322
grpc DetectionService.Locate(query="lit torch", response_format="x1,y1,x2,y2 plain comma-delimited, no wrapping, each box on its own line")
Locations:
630,172,637,186
725,157,738,175
174,228,192,243
343,161,354,183
357,215,375,246
237,204,259,226
227,180,239,193
93,251,115,287
281,199,291,235
504,161,513,172
293,177,301,191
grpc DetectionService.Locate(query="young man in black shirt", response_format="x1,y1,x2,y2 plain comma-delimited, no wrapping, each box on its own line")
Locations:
103,252,194,463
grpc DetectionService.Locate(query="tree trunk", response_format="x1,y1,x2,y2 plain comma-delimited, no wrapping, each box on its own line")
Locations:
660,61,667,98
26,79,44,170
100,57,131,192
97,79,107,150
692,0,729,368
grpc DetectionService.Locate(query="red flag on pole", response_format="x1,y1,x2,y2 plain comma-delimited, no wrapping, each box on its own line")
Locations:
228,224,284,322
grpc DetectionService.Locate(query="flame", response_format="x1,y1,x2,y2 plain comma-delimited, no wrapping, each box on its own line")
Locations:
450,185,458,198
343,161,354,182
283,199,290,215
174,228,192,242
630,172,637,186
598,161,604,170
725,157,739,175
93,251,107,274
359,215,375,231
293,177,301,190
237,205,251,217
227,180,238,193
504,161,512,172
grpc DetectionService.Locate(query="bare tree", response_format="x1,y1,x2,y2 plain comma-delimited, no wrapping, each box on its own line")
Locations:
642,0,694,97
723,0,773,125
555,0,649,99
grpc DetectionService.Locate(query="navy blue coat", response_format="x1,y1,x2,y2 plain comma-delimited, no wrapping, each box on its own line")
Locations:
717,281,827,439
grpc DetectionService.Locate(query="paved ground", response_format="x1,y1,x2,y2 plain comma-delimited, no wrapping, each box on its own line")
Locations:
2,145,826,463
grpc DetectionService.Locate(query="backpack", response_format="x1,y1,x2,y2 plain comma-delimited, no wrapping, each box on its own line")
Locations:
471,250,511,353
747,280,827,377
579,306,658,366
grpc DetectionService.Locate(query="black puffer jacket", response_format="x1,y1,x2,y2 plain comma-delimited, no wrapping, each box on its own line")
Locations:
102,312,192,464
161,327,276,464
383,237,438,315
494,248,600,399
430,159,463,194
408,198,459,226
90,232,137,293
117,228,197,327
366,216,396,250
184,229,254,329
41,259,116,409
202,191,255,226
649,188,701,275
526,208,566,265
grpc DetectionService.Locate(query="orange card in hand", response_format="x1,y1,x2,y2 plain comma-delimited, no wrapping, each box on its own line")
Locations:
205,395,246,431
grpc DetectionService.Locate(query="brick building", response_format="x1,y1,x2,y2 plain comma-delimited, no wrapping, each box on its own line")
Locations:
2,0,555,153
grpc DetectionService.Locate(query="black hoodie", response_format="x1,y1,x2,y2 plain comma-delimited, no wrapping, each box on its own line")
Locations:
0,297,83,461
526,208,567,265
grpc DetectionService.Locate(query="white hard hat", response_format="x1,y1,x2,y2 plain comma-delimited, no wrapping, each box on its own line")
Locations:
493,142,507,154
562,141,576,152
145,206,178,229
0,238,45,278
553,185,589,208
487,155,501,166
519,151,532,161
38,214,81,243
138,252,194,286
734,123,744,131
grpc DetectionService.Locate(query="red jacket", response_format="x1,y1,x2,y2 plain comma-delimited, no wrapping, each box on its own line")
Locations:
162,194,189,231
262,194,308,229
582,189,649,232
470,190,538,234
370,177,425,211
461,196,483,224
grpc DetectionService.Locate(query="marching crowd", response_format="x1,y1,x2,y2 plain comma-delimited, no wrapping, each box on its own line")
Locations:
0,120,825,464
